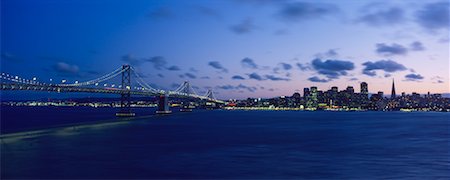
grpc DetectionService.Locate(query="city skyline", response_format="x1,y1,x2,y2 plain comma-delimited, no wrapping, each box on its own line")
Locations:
1,0,449,100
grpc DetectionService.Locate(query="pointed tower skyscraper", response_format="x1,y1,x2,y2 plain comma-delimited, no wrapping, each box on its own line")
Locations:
391,79,396,99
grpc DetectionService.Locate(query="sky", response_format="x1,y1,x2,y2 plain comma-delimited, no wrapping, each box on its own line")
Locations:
1,0,449,100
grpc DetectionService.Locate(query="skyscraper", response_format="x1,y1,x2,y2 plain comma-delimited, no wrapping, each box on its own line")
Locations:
360,82,368,95
391,79,396,99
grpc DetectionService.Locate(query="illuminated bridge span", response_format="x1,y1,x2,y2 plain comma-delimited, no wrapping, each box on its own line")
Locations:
1,65,224,116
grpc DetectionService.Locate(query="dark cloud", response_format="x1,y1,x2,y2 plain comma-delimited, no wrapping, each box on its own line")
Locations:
52,62,80,76
184,73,197,79
232,75,245,80
415,1,449,30
308,76,330,83
236,84,257,92
241,57,258,69
405,73,424,81
410,41,425,51
167,65,181,71
121,54,142,66
148,7,172,20
279,63,293,70
208,61,228,72
296,63,311,71
362,60,407,76
325,49,338,57
189,67,198,73
357,7,405,26
200,76,210,79
146,56,167,70
216,85,234,90
436,80,444,83
230,18,256,34
277,2,339,22
248,73,264,81
265,75,290,81
196,6,221,20
216,84,257,92
375,43,408,56
315,49,339,58
349,77,358,81
157,74,164,78
384,74,392,78
311,58,354,79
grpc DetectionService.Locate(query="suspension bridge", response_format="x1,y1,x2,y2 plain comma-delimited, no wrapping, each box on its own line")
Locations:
0,65,224,116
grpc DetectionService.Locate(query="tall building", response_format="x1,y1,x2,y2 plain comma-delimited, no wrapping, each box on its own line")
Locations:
346,86,354,94
303,88,310,97
360,82,368,95
331,86,338,92
391,79,396,99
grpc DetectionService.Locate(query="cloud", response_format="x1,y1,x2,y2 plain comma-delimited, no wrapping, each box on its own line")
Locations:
415,1,449,31
436,80,444,83
232,75,245,80
279,63,293,70
148,7,172,20
405,73,424,81
349,77,358,81
375,43,408,56
200,76,210,79
265,75,290,81
208,61,228,72
248,73,264,81
216,85,234,90
184,73,197,79
410,41,425,51
362,60,407,76
146,56,167,70
308,76,330,83
53,62,80,76
167,65,181,71
121,54,142,66
325,49,338,57
296,63,311,71
241,57,258,69
189,67,198,73
196,6,222,20
216,84,257,92
311,58,354,79
357,7,405,26
157,74,164,78
277,2,339,22
230,18,256,34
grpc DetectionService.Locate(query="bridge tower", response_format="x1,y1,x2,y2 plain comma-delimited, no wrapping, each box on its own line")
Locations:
156,92,172,114
116,65,135,117
204,89,217,109
180,81,196,112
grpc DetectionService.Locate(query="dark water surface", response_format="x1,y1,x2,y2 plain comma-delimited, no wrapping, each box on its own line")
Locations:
1,107,449,179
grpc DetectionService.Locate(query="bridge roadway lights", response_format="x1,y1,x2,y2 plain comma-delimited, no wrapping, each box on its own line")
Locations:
156,94,172,114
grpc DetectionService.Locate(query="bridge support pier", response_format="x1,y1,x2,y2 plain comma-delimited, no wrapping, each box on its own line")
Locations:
180,100,194,112
156,94,172,114
205,100,217,110
116,65,135,117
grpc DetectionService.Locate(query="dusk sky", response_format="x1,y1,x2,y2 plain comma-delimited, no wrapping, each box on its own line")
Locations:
1,0,449,99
